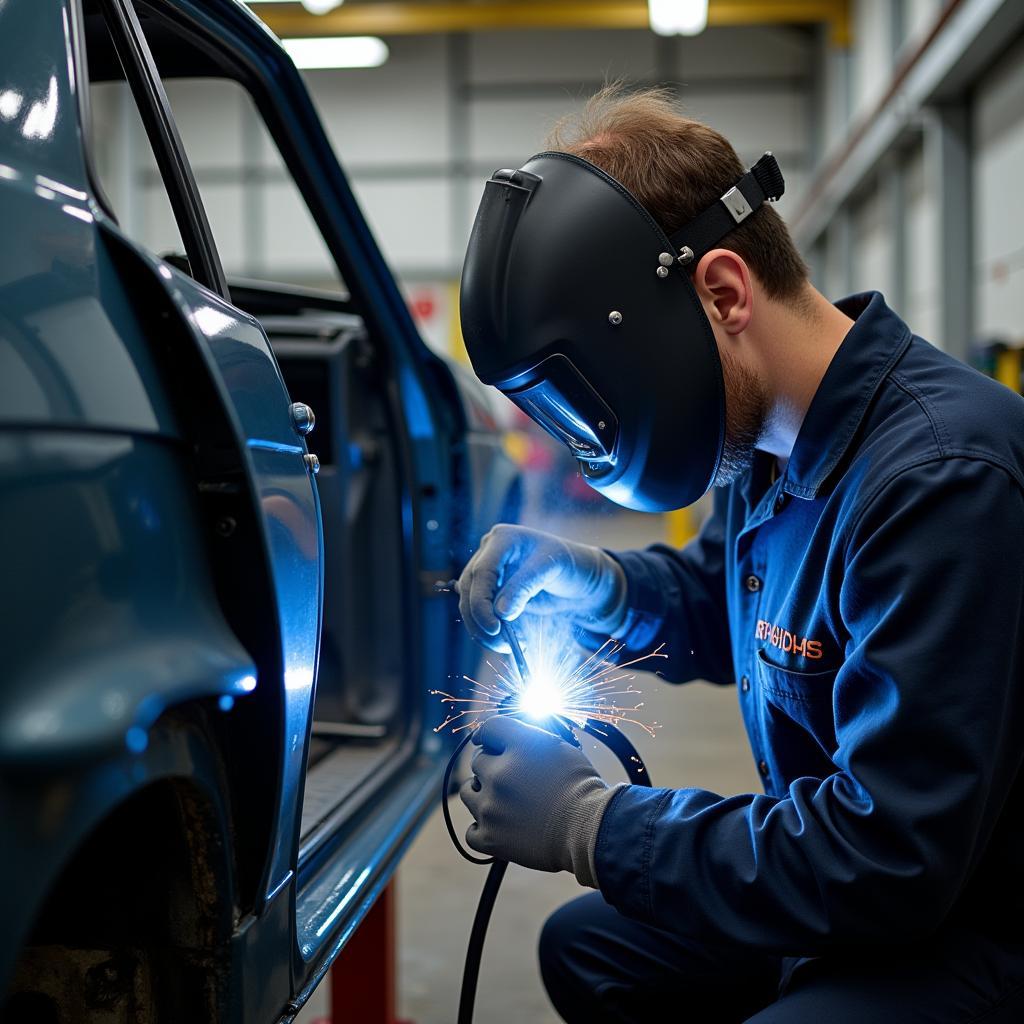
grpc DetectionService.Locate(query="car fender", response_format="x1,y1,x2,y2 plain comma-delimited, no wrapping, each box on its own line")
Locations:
0,430,257,769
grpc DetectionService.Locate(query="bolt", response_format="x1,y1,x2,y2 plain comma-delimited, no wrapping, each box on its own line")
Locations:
289,402,316,436
608,310,623,326
304,453,320,475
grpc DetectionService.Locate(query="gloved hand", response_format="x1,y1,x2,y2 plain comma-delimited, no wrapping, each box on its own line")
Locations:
458,524,627,652
459,716,622,887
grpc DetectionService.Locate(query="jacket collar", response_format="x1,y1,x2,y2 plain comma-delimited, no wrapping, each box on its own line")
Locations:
780,292,912,500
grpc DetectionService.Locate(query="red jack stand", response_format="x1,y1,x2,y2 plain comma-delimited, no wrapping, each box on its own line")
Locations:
321,880,413,1024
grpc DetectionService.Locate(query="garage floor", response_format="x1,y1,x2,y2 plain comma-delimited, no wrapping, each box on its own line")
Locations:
299,510,761,1024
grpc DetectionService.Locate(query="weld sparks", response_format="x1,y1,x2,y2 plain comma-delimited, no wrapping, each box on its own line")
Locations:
431,638,666,738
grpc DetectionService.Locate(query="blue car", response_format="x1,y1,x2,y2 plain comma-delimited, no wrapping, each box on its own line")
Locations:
0,0,519,1019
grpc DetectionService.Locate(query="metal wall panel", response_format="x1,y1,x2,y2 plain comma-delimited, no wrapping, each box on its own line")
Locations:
972,32,1024,339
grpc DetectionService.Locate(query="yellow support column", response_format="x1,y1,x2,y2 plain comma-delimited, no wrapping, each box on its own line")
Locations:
665,507,698,548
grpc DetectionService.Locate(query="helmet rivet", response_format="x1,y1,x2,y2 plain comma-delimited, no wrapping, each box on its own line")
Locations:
608,310,623,326
678,246,694,265
656,266,669,278
658,252,674,267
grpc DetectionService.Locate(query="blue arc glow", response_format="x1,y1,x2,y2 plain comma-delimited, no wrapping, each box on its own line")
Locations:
516,672,566,721
431,616,665,738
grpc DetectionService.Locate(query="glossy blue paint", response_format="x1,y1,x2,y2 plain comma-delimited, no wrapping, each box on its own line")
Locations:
294,763,439,963
0,0,88,189
0,1,518,1016
142,257,324,900
0,432,257,766
0,139,180,437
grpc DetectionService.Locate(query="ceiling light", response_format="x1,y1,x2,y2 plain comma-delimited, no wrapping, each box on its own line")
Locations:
300,0,343,13
648,0,709,36
246,0,343,7
282,36,389,69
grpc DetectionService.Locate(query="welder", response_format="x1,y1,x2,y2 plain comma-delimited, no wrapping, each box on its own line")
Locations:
455,86,1024,1022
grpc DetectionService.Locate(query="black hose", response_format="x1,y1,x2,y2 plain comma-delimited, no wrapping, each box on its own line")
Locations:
445,717,652,1023
457,860,508,1024
443,731,494,866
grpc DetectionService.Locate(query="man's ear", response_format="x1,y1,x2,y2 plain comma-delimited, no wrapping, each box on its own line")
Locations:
693,249,753,335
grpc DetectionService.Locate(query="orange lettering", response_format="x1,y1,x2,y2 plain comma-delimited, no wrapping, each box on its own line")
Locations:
753,621,825,660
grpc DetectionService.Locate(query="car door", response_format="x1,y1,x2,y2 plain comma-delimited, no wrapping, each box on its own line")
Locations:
80,0,466,1011
84,0,323,930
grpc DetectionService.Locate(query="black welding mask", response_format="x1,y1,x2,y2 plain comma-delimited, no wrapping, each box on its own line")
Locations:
460,150,784,511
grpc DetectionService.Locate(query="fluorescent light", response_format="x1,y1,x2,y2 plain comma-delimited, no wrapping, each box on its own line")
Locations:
246,0,344,9
649,0,708,36
282,35,388,69
301,0,343,12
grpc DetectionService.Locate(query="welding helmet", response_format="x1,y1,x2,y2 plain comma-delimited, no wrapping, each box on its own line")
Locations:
460,150,784,511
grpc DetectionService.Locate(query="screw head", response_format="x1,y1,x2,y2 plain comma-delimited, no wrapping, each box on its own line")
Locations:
608,310,623,326
656,266,669,278
304,453,320,475
290,402,316,436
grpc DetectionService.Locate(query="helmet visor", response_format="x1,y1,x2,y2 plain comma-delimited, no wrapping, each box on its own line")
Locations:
503,354,618,472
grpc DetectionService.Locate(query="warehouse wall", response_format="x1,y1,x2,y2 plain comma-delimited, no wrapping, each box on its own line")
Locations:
972,31,1024,342
803,0,1024,359
89,23,814,355
88,3,1024,364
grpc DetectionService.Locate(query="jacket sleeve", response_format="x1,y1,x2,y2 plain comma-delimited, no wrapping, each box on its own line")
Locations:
592,458,1024,953
583,488,733,685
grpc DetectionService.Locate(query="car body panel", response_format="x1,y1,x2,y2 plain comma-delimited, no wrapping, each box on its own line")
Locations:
145,257,324,901
0,431,257,767
0,0,521,1017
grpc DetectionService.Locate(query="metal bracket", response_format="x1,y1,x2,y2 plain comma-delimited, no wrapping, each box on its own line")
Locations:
721,185,753,224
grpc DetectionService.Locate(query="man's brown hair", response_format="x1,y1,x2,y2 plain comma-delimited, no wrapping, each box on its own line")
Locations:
547,84,809,301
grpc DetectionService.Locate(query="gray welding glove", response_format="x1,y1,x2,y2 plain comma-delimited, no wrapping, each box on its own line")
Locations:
458,524,627,652
460,716,623,887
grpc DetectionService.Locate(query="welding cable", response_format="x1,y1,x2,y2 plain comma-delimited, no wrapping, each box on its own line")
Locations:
443,731,495,866
444,719,652,1024
458,860,508,1024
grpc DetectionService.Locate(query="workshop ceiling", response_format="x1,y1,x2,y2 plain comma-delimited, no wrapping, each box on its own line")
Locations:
251,1,851,47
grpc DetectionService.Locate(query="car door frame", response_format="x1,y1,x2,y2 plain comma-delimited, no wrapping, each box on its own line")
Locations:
95,0,228,295
73,0,467,1010
76,0,325,926
128,0,470,732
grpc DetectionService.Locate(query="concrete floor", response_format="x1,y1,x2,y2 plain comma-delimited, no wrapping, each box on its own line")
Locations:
298,509,761,1023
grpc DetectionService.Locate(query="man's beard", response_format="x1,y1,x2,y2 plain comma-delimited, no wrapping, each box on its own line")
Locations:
712,347,769,488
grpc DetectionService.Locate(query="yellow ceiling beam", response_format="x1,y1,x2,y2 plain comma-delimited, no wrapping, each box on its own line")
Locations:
258,1,851,47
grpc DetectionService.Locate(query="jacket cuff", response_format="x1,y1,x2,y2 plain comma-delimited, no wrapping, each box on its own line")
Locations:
593,784,674,921
564,782,624,888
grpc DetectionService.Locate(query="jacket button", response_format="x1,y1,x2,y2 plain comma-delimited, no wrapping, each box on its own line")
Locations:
758,760,769,777
745,574,762,593
740,675,750,692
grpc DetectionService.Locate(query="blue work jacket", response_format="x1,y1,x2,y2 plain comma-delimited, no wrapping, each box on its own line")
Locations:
594,293,1024,954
